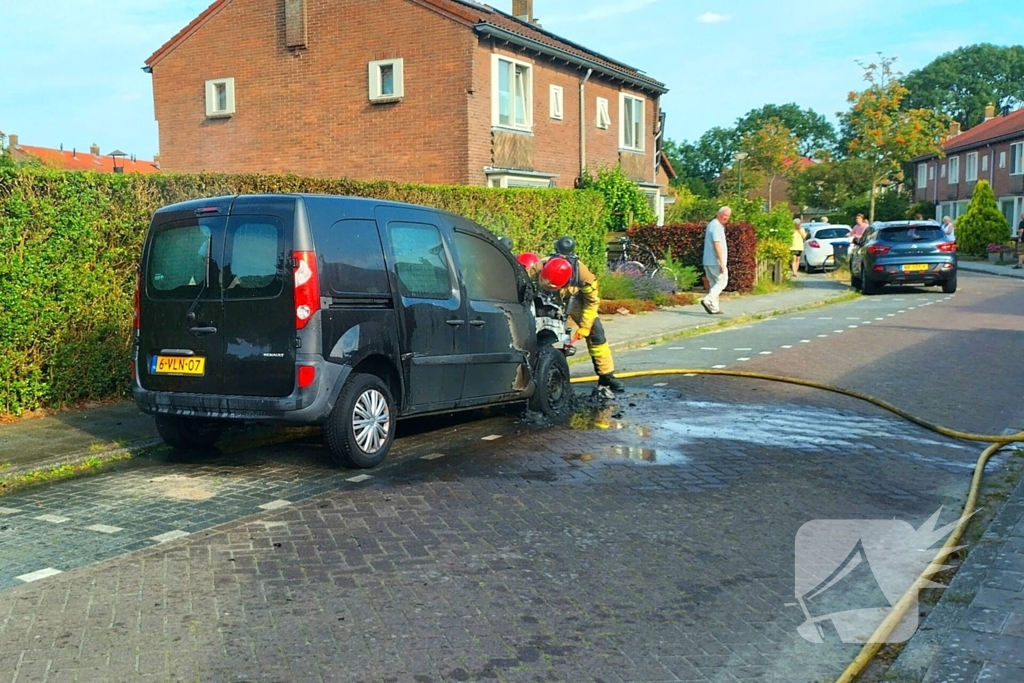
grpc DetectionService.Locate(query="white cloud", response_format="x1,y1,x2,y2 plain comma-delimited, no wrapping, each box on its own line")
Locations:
697,12,731,24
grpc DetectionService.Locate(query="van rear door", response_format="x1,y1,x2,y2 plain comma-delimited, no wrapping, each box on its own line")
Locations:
217,197,297,398
138,208,226,394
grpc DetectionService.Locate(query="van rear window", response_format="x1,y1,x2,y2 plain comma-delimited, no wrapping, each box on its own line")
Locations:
148,220,217,299
224,219,284,299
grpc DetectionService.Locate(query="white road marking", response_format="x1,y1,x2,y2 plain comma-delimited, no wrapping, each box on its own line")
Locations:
16,568,62,583
863,321,872,324
793,317,806,320
683,373,697,377
35,514,69,524
347,474,373,483
818,317,833,320
848,325,858,329
0,507,22,515
781,345,793,349
653,383,668,387
737,357,751,362
258,500,292,511
846,317,861,320
701,347,718,351
908,307,916,310
668,347,686,351
421,453,446,461
817,334,829,338
834,330,844,334
712,365,727,369
800,340,812,343
898,310,907,313
734,348,753,351
151,530,190,544
887,314,896,317
482,435,502,441
85,524,123,534
875,317,885,320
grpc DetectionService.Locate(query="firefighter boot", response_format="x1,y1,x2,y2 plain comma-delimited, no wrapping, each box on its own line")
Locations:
598,374,625,393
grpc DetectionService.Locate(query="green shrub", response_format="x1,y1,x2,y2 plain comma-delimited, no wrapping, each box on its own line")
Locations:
955,180,1010,257
751,205,794,242
578,165,655,231
629,222,759,292
598,272,639,300
658,248,702,291
0,169,607,414
756,238,792,264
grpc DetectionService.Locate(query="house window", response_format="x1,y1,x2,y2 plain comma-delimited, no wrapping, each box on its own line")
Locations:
549,85,563,120
620,94,645,152
486,171,556,188
916,163,928,188
492,55,532,131
369,58,404,102
596,97,611,129
948,156,960,184
205,78,235,118
999,151,1007,169
981,154,989,173
940,164,946,178
965,152,978,182
929,166,935,180
1011,142,1024,176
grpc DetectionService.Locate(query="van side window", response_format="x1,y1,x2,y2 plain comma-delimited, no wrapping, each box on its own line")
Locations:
452,232,518,302
389,222,454,300
315,219,389,296
147,218,222,300
223,218,285,299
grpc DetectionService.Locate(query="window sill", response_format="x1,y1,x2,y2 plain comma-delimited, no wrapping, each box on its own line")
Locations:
491,125,533,136
369,96,403,105
619,148,645,155
206,112,234,119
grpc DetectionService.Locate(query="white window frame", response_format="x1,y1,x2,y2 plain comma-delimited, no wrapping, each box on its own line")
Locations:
368,58,404,102
999,151,1007,169
965,151,978,182
549,85,564,120
491,54,533,132
1011,142,1024,176
948,156,960,184
916,163,928,188
596,97,611,129
205,78,235,118
619,93,646,152
981,154,989,173
940,164,946,178
486,172,555,189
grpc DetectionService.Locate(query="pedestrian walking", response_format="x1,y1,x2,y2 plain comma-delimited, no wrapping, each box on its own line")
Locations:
791,217,807,277
942,215,956,240
1014,212,1024,270
701,206,732,315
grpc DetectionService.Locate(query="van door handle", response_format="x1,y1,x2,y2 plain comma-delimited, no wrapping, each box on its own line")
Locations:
189,326,218,337
469,320,486,328
446,319,465,328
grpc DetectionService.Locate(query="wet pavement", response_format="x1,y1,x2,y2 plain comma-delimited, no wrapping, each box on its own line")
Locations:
0,272,1021,682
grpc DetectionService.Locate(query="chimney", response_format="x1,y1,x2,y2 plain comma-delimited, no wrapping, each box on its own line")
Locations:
985,105,996,121
8,134,18,149
512,0,534,23
949,121,961,137
90,143,100,156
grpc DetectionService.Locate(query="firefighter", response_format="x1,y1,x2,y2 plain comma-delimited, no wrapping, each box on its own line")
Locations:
531,238,625,393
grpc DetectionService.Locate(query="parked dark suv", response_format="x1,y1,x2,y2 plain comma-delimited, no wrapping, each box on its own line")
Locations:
849,220,957,295
133,195,572,467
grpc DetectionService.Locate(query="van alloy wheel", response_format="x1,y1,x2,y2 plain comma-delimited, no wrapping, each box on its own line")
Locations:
352,389,390,454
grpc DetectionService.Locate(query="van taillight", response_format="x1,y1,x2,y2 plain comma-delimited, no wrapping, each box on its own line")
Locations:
133,271,141,330
292,251,320,330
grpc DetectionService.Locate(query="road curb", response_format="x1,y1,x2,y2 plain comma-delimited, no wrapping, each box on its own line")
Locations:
958,263,1024,280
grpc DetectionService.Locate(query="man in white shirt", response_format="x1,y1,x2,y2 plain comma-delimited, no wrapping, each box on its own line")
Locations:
701,206,732,315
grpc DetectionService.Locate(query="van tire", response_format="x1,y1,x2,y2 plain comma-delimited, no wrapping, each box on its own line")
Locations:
529,345,572,416
324,373,396,469
154,415,222,451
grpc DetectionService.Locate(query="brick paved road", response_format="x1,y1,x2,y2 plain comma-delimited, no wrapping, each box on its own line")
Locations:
0,272,1021,683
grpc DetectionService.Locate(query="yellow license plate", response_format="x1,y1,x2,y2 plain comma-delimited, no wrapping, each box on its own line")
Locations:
152,355,206,376
902,264,929,272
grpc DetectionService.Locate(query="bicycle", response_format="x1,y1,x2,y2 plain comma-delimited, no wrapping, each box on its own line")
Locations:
607,236,661,277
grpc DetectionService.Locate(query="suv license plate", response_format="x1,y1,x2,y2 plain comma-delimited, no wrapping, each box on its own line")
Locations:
902,264,929,272
152,355,206,376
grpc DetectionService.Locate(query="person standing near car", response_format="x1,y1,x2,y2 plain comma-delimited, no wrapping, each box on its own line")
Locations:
1014,212,1024,270
790,218,807,277
701,206,731,315
942,215,956,241
851,214,869,242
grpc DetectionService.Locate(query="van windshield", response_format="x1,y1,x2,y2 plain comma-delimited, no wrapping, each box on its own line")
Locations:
147,218,222,300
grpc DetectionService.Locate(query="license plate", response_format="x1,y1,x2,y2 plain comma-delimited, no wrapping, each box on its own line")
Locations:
902,264,929,272
151,355,206,376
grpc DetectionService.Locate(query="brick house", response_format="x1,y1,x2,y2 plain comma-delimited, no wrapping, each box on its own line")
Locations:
913,106,1024,230
145,0,672,221
2,134,160,173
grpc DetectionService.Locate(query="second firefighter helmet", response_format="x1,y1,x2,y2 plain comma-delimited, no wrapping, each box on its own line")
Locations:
538,257,573,292
554,236,576,256
516,252,541,270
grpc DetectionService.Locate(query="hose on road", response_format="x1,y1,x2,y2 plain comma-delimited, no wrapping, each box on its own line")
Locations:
570,368,1023,682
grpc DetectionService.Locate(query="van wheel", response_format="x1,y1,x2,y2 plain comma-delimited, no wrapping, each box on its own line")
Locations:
324,373,395,469
529,345,572,415
154,415,222,450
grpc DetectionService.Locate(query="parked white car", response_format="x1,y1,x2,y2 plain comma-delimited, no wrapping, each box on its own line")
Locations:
801,223,853,272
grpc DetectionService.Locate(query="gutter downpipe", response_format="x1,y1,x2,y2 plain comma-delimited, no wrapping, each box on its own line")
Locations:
580,68,593,183
986,143,995,183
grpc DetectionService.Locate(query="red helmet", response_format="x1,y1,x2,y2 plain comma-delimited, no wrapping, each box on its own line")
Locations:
516,252,540,270
539,257,573,291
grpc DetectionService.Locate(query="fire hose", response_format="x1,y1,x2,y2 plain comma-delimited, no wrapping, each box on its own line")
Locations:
570,368,1024,682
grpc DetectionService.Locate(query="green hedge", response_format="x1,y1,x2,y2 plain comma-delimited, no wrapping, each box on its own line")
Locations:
0,169,606,415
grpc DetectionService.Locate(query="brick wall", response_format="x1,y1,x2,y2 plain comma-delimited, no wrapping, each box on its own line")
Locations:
151,0,476,184
915,139,1024,204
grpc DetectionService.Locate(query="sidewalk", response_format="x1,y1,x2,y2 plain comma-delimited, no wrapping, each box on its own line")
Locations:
958,260,1024,279
0,277,851,482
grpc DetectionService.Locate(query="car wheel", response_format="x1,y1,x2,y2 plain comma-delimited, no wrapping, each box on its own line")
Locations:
324,373,396,469
529,345,572,416
861,269,882,295
155,415,223,451
942,274,957,294
850,266,862,290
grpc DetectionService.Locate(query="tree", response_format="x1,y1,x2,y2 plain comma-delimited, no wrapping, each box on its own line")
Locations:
737,118,800,210
902,44,1024,130
955,180,1010,256
840,55,948,222
735,103,838,158
788,158,874,211
578,165,656,231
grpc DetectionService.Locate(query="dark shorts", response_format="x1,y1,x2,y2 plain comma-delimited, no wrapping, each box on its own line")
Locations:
791,250,802,256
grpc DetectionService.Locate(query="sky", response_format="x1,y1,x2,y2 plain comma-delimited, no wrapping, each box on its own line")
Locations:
1,0,1020,160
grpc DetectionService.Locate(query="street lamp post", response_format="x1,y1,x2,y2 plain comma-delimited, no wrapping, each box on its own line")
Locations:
109,150,127,174
733,152,748,196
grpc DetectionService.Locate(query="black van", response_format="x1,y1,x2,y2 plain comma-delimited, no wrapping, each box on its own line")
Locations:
132,195,572,468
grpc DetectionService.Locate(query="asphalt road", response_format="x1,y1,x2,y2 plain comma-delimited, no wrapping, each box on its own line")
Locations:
0,271,1022,683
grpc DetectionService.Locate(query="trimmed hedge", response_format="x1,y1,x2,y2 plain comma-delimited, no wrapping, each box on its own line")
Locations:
0,169,606,415
628,222,758,292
